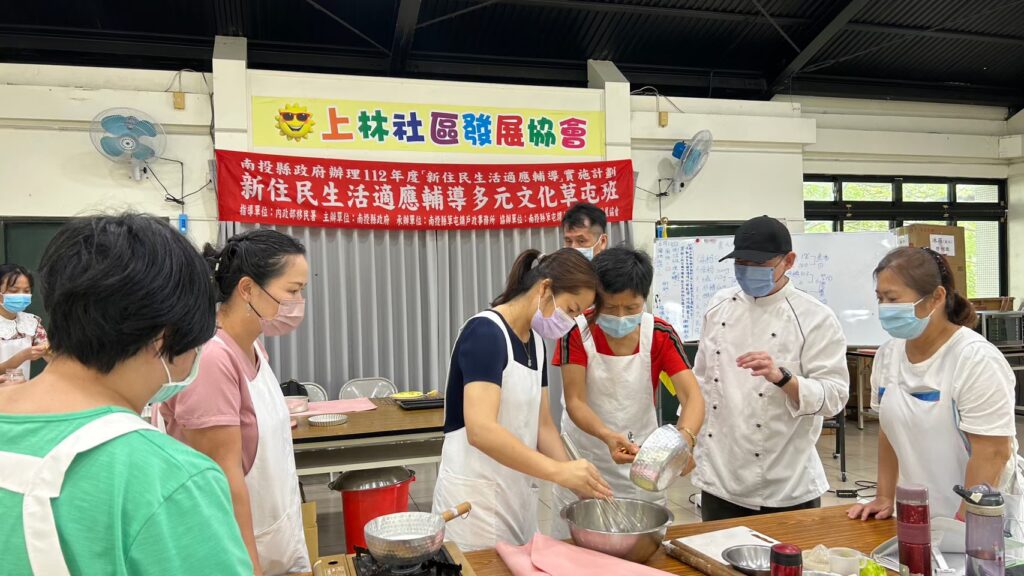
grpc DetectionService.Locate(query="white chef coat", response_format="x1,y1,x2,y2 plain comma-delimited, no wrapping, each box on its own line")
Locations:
691,281,850,509
871,327,1023,522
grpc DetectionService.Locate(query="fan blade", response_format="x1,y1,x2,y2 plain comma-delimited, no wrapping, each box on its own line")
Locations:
684,150,705,173
132,143,156,161
100,115,130,136
123,127,151,140
100,136,127,158
128,119,159,138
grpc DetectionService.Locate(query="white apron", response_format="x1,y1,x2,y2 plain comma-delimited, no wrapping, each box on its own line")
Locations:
150,337,309,573
0,313,38,379
552,313,663,539
237,337,310,575
878,357,1024,537
433,311,543,551
0,412,152,575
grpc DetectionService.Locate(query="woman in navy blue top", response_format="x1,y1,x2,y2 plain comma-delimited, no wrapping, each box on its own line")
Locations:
432,248,612,551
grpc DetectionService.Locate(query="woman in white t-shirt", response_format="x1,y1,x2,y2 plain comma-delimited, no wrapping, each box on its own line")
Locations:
849,247,1023,527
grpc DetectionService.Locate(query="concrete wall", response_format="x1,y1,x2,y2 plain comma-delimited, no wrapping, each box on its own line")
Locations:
0,63,220,246
783,96,1022,299
629,95,813,255
3,58,1022,297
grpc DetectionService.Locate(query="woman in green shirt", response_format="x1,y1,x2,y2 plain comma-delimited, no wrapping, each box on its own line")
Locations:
0,213,253,576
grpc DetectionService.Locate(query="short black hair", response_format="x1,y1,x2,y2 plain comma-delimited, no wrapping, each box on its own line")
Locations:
592,246,653,299
204,229,306,304
0,264,32,292
39,213,217,373
561,202,607,233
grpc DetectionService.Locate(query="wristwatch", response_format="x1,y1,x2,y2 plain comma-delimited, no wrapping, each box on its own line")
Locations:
772,367,793,387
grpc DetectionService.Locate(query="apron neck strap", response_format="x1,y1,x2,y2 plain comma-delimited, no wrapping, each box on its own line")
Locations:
0,411,153,576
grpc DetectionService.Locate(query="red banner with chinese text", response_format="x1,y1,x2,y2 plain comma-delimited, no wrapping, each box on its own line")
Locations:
215,150,633,230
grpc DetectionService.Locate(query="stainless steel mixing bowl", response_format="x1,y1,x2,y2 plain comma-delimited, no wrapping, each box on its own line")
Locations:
630,424,691,492
722,545,773,576
560,498,674,563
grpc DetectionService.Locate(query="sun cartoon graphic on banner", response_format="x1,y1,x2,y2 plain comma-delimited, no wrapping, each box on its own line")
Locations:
275,104,315,141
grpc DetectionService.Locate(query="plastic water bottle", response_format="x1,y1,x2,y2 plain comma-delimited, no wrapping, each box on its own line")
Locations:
896,484,932,576
955,484,1006,576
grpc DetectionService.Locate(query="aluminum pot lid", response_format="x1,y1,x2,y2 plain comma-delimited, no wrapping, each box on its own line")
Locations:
328,466,413,491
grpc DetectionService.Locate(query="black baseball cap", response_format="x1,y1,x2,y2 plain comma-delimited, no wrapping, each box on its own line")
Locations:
720,216,792,263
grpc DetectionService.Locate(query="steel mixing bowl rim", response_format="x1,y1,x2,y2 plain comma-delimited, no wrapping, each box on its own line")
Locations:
558,498,675,535
721,544,773,572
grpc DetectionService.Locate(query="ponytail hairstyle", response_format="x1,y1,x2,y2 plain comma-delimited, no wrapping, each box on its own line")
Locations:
203,229,306,304
491,248,599,308
873,246,977,327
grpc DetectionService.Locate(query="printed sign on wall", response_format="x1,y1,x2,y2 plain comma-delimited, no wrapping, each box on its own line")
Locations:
216,149,633,231
252,97,605,157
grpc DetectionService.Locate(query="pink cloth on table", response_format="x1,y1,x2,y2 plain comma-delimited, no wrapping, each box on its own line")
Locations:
297,398,377,417
496,533,672,576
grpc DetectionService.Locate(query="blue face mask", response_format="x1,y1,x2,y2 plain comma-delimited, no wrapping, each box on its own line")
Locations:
149,347,203,404
735,264,777,297
2,294,31,314
573,235,605,261
878,298,932,340
597,312,643,339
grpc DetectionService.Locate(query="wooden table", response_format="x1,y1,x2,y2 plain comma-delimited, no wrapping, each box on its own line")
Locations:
291,399,445,476
463,506,895,576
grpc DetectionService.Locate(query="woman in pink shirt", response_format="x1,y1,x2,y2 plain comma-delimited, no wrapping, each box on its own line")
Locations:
161,230,309,576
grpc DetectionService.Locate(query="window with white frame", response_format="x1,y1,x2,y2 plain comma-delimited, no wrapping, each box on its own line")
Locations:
803,176,1007,298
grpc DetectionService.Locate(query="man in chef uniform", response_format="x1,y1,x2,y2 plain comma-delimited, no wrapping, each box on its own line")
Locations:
692,215,850,521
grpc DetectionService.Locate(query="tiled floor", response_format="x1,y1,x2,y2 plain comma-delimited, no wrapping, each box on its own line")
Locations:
305,416,1024,557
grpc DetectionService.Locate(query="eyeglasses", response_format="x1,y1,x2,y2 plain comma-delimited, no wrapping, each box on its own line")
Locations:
280,112,310,122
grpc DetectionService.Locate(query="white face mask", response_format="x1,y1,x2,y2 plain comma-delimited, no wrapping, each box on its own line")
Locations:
150,347,203,404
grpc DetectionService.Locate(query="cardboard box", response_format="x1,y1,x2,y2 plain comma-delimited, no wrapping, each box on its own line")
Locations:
893,224,967,296
302,501,319,565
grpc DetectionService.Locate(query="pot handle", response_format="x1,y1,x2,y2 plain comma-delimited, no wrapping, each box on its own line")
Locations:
441,502,472,522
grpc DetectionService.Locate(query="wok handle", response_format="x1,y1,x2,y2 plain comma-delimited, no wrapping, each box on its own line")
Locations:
441,502,472,522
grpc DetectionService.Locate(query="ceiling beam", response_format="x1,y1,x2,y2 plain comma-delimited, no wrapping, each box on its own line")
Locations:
788,74,1024,108
844,22,1024,47
248,43,385,72
407,52,767,91
491,0,811,26
619,65,766,92
0,30,212,61
772,0,871,92
213,0,247,37
389,0,422,74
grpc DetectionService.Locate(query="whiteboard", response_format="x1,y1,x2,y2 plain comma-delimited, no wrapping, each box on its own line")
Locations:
653,232,897,347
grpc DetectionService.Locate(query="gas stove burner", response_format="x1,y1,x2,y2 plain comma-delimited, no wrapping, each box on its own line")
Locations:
352,545,463,576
